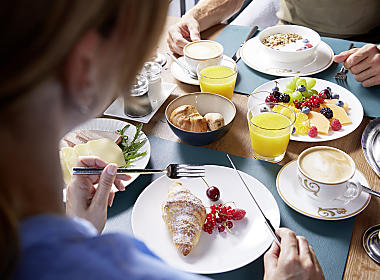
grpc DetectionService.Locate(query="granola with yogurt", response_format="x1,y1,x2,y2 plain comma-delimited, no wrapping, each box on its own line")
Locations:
262,33,303,48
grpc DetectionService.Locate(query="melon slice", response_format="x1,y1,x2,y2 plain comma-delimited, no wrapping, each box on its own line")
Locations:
323,99,349,112
308,111,330,134
324,104,352,125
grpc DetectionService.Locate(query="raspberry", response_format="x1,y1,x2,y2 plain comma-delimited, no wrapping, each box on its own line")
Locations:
308,126,318,137
331,119,342,131
232,209,246,220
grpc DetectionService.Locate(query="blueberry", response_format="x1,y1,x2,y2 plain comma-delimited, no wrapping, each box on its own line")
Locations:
303,46,308,49
302,39,309,43
298,85,306,92
336,100,344,107
302,106,311,114
332,93,339,99
292,127,296,134
260,106,269,112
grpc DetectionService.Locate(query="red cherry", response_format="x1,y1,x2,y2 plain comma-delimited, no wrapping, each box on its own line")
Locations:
206,186,220,201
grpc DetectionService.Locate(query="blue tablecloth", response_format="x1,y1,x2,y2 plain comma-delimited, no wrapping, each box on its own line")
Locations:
107,135,354,280
214,25,380,118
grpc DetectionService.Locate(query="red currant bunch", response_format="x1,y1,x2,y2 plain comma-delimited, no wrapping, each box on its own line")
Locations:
203,203,246,234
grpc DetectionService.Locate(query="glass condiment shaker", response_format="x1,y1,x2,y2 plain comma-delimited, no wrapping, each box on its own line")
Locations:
142,61,162,105
124,74,152,117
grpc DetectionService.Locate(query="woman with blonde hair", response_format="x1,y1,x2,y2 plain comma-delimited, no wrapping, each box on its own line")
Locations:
1,1,323,279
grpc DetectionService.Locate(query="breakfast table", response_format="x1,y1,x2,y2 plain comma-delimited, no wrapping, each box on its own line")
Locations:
103,17,380,279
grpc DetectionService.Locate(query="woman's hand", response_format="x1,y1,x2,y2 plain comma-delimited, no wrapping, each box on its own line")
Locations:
167,15,200,55
334,44,380,87
264,228,324,280
66,156,130,232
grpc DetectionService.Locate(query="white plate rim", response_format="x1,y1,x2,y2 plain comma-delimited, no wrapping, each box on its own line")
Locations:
170,56,200,86
131,165,280,274
276,160,371,220
241,38,334,77
70,118,151,189
247,77,364,142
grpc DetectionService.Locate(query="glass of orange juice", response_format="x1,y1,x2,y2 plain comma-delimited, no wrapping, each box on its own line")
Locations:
247,102,296,162
197,57,237,100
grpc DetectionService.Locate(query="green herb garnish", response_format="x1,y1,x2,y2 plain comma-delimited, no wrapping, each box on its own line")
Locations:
116,124,147,167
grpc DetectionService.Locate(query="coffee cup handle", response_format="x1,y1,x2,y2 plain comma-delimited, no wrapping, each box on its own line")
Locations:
337,179,362,204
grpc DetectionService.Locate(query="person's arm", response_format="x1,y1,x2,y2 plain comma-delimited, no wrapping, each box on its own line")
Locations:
167,0,245,55
334,44,380,87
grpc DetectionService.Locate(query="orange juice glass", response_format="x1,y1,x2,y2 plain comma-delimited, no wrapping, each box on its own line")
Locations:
247,102,296,162
197,57,237,100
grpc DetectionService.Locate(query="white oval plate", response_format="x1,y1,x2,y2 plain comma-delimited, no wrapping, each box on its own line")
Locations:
276,161,370,220
131,165,280,274
248,77,364,142
241,37,334,77
69,118,150,190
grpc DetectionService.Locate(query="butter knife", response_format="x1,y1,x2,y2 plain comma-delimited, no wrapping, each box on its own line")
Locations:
232,25,258,62
226,154,281,246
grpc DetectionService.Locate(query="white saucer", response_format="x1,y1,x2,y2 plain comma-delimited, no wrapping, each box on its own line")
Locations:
170,56,200,86
276,161,371,220
241,37,334,77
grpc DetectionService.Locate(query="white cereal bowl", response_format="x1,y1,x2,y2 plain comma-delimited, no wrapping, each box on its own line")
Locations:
258,25,321,63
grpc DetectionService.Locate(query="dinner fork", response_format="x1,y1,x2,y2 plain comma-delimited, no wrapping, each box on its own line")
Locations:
72,164,205,179
335,43,354,86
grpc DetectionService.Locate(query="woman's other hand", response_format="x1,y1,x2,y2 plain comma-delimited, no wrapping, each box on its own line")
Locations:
66,156,130,232
264,228,324,280
334,44,380,87
167,15,200,55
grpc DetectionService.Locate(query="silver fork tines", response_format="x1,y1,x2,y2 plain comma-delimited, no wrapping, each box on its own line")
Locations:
335,43,354,87
72,164,205,179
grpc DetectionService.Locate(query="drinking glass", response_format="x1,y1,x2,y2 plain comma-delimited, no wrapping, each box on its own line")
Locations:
247,102,296,162
197,56,237,100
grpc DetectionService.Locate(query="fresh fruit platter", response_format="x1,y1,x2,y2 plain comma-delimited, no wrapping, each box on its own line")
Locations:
248,77,364,142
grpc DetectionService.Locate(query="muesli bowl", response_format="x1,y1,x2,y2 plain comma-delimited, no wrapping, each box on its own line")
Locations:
258,25,321,63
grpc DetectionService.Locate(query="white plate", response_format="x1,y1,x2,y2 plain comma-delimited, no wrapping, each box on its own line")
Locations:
71,118,150,191
103,82,177,124
276,161,370,220
131,165,280,274
248,77,364,142
241,37,334,77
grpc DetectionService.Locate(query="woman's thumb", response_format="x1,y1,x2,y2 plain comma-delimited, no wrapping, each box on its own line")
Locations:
92,164,117,207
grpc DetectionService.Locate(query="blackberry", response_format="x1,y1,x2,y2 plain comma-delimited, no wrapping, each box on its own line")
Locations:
278,93,290,103
320,107,333,119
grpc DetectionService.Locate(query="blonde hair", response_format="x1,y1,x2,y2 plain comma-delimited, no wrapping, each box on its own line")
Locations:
0,1,168,278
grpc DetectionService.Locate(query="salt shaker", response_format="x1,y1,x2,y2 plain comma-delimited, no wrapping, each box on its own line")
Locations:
124,74,152,117
142,62,162,105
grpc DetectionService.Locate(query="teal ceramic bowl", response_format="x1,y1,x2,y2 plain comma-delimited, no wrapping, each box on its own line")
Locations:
165,92,236,146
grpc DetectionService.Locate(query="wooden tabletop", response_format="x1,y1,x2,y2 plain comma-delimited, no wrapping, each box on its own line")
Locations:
109,17,380,279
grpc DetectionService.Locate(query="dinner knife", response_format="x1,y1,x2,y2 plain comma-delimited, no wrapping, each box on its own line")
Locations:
232,25,258,62
226,154,281,246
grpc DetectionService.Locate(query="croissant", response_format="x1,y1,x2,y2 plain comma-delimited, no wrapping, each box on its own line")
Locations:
162,182,206,256
170,105,208,132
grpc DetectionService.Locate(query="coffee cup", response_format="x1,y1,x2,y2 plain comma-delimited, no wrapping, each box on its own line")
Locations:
297,146,362,204
183,40,223,74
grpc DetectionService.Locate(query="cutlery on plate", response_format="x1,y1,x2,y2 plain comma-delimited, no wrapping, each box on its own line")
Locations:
226,154,281,246
362,185,380,199
167,52,198,80
72,164,205,179
335,43,354,86
232,25,259,62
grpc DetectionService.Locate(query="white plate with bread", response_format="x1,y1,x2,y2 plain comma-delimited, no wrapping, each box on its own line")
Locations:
131,165,280,274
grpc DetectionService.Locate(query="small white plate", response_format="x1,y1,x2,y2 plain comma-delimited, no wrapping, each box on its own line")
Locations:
71,118,151,191
248,77,364,142
131,165,280,274
170,56,200,85
241,37,334,77
103,83,177,124
276,161,370,220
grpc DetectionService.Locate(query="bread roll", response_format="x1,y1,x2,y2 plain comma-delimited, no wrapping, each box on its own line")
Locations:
170,105,207,132
204,113,225,131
